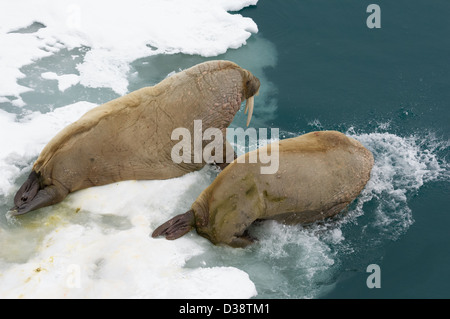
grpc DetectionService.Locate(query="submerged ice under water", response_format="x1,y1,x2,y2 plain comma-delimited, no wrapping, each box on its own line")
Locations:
1,0,449,299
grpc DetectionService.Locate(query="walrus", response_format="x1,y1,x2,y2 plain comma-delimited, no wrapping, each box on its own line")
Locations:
10,60,260,216
152,131,374,248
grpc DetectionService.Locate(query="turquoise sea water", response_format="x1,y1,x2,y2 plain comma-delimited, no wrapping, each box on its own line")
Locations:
238,0,450,298
0,1,449,299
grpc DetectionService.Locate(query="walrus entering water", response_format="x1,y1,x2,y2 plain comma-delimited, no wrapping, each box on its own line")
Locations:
10,60,260,216
152,131,374,248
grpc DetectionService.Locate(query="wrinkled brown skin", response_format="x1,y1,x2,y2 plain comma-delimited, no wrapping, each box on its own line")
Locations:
11,60,260,215
152,131,374,248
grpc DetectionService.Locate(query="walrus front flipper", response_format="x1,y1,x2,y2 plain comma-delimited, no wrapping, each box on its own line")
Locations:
152,210,195,240
10,177,68,216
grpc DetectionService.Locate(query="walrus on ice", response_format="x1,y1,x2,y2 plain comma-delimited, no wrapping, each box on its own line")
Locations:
152,131,374,248
10,60,260,215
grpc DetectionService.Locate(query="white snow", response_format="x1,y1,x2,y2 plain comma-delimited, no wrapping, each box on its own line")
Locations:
0,0,258,97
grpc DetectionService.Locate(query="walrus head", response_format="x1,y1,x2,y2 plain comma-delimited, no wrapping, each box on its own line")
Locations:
183,60,260,127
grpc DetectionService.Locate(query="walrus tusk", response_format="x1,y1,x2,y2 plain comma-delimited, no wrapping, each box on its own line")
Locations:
245,95,254,127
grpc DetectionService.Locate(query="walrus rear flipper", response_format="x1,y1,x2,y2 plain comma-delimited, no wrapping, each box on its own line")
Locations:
10,173,68,216
152,210,195,240
13,171,41,209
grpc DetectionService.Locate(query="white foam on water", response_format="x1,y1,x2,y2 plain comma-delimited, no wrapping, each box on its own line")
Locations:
348,131,448,239
251,221,338,298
